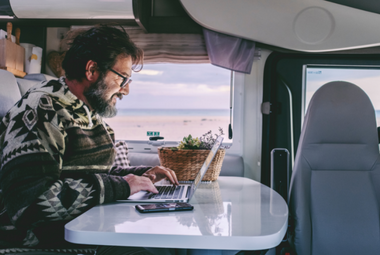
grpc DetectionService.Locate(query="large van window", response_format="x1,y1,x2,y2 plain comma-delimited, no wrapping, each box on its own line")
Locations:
105,63,232,143
305,66,380,126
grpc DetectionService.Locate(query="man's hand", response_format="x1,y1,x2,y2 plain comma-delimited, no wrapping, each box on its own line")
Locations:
123,174,158,195
142,166,179,185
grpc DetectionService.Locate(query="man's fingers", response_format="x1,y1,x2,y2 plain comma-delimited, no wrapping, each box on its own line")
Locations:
165,168,179,185
123,174,158,195
143,173,156,182
140,176,158,193
163,167,179,185
145,183,158,194
146,166,180,185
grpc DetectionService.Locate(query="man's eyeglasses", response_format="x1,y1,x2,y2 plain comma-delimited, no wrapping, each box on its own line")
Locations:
109,69,132,88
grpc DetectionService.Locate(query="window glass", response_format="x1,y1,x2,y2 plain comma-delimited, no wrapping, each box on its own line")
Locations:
105,63,232,142
305,66,380,126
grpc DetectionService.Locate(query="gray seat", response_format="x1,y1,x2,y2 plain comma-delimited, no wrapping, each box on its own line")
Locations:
0,70,56,120
288,81,380,254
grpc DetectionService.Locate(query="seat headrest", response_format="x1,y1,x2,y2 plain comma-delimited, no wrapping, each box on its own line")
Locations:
300,81,379,170
304,81,377,144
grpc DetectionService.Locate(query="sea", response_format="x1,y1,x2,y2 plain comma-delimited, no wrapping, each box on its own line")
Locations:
116,108,230,116
117,108,380,122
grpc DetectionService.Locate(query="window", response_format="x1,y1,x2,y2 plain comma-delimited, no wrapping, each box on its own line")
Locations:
105,63,233,146
304,66,380,126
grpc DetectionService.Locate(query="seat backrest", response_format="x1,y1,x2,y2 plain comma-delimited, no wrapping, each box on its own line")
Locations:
0,70,55,120
288,81,380,255
16,77,40,96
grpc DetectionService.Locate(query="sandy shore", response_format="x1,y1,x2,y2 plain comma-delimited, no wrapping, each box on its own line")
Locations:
104,115,230,141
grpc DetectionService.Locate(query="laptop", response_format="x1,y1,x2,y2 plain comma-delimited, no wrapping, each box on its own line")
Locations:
122,136,224,203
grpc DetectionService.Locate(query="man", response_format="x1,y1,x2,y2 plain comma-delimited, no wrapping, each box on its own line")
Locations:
0,25,178,254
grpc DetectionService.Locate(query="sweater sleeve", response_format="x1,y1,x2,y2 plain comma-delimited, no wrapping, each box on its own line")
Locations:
109,165,153,176
0,95,128,233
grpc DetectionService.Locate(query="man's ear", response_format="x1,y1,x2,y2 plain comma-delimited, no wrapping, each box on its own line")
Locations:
85,60,99,82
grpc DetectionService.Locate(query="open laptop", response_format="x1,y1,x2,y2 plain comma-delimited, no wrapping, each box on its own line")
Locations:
122,136,224,203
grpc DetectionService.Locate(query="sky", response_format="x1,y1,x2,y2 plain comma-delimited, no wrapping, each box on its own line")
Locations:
120,64,380,112
305,67,380,112
115,63,231,110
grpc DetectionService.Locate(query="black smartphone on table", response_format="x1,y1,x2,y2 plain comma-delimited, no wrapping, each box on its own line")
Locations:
135,202,194,213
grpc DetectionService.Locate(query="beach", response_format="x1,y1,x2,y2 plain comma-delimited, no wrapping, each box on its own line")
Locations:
104,115,230,141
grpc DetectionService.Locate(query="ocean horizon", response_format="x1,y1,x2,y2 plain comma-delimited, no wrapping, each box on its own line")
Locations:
116,109,380,119
116,108,230,116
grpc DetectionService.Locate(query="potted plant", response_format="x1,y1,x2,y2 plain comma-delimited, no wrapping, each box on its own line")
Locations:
158,128,228,181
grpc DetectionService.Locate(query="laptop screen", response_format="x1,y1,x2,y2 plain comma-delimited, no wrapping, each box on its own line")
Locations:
188,136,224,200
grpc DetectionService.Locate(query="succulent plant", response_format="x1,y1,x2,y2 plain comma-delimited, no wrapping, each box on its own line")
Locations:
177,134,201,150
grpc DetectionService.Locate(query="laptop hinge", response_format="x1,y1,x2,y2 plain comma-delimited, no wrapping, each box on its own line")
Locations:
185,186,191,198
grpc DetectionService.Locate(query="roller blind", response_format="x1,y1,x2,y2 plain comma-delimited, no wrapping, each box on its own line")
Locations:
126,27,210,64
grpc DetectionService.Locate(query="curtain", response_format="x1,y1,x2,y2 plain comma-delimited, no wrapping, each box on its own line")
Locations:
203,28,256,74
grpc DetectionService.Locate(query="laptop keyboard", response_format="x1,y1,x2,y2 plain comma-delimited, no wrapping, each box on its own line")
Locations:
148,185,186,199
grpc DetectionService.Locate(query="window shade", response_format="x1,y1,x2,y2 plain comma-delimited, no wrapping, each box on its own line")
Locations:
126,27,210,64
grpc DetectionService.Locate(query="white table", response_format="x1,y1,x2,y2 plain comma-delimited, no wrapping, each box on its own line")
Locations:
65,177,288,251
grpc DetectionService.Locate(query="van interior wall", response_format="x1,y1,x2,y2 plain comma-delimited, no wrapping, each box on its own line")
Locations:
242,49,272,181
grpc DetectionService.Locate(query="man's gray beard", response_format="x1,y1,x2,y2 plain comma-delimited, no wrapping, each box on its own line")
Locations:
83,77,118,118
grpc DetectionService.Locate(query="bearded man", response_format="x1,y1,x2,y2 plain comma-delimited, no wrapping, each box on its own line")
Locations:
0,25,178,255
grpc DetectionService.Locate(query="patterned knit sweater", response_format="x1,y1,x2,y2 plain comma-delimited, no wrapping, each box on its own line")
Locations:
0,77,151,248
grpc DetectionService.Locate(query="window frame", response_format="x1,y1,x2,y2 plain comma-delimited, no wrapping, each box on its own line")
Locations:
302,64,380,128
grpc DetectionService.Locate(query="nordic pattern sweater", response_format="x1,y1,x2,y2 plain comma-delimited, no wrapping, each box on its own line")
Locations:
0,77,151,248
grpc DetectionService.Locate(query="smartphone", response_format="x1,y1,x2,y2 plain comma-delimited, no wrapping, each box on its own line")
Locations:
135,202,194,213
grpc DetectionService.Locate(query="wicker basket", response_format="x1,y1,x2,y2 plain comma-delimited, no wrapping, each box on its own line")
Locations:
157,147,225,181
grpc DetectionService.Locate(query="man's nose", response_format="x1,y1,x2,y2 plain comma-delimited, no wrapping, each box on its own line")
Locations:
119,84,129,95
